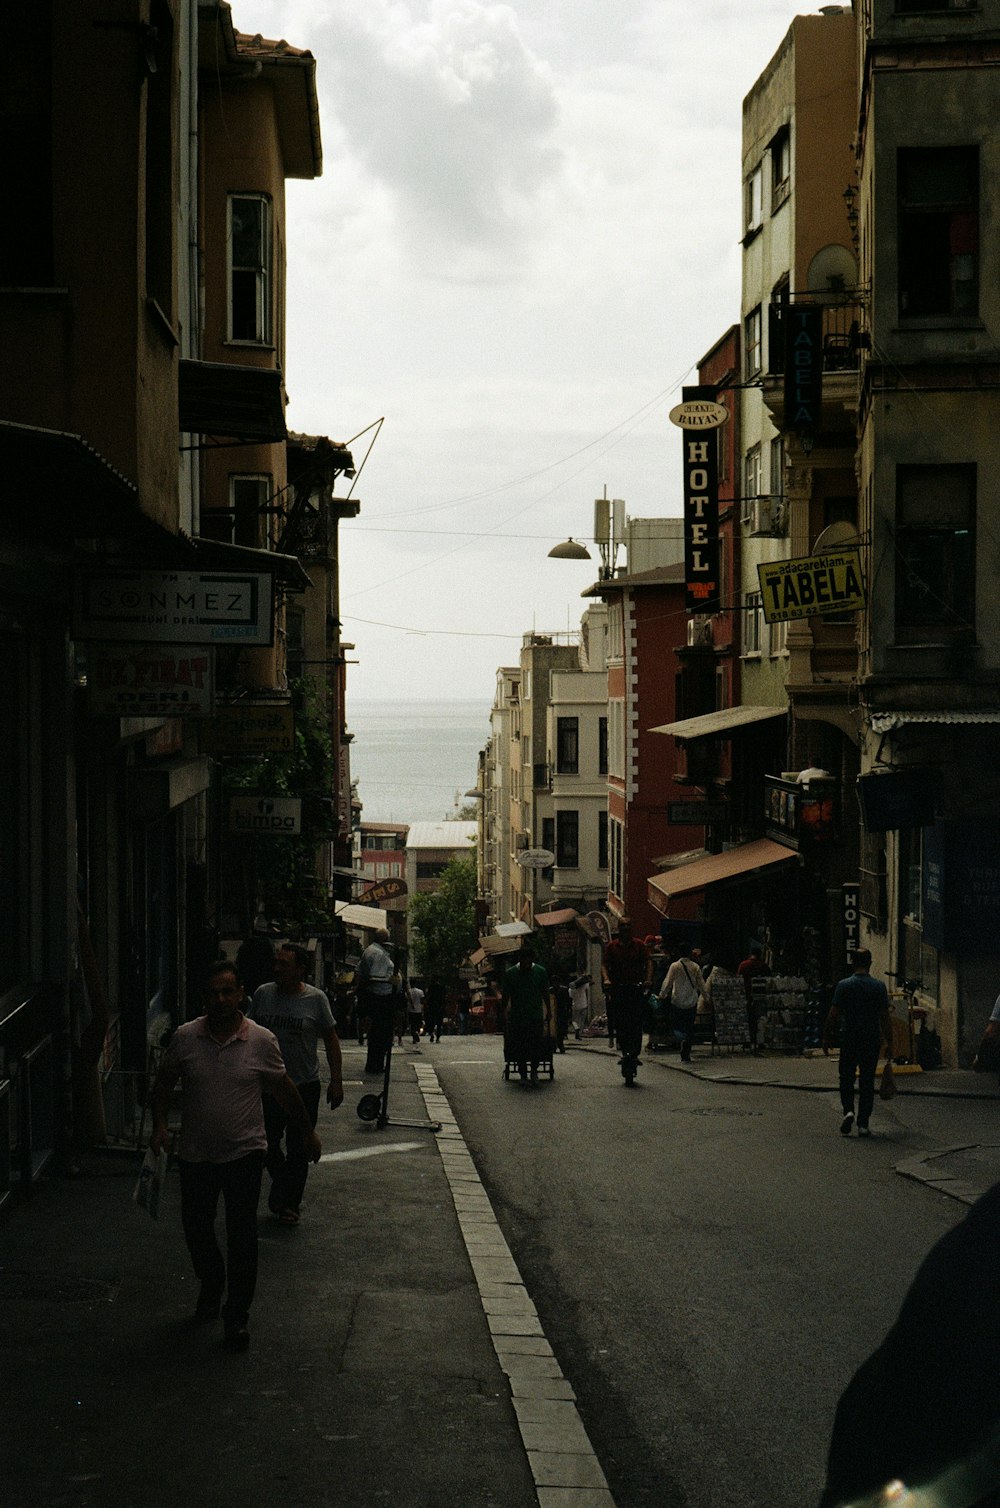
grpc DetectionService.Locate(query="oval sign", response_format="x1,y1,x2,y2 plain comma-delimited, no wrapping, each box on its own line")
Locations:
516,848,556,869
668,400,729,431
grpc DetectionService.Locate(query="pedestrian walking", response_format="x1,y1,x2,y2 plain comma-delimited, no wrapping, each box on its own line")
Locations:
602,917,652,1063
826,948,892,1137
569,973,590,1039
235,926,276,998
737,945,769,1048
423,978,445,1042
149,960,321,1351
502,945,551,1085
356,928,396,1074
248,943,343,1225
659,948,708,1062
406,979,425,1043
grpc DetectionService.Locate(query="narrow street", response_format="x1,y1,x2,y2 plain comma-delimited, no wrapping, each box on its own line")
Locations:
431,1036,994,1508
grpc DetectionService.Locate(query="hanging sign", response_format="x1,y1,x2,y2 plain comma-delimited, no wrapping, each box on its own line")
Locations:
680,386,720,612
757,549,864,623
87,646,215,716
74,569,273,645
668,399,729,430
516,848,556,869
228,796,302,835
784,304,823,435
359,878,408,905
202,704,294,755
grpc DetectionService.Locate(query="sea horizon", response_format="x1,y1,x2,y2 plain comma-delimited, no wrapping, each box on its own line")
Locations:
347,697,490,827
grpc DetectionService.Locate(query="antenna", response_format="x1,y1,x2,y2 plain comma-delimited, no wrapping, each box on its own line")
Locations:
593,485,624,579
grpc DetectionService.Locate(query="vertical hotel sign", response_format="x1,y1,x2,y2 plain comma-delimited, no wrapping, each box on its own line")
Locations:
669,386,726,612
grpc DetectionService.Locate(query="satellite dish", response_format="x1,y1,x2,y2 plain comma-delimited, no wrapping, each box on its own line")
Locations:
812,520,860,554
806,244,858,298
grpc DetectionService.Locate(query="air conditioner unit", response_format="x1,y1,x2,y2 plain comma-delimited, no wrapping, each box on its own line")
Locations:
686,616,714,649
515,832,529,849
750,497,785,537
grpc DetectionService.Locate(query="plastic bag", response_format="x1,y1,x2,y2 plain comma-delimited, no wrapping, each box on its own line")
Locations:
879,1060,897,1101
132,1146,169,1220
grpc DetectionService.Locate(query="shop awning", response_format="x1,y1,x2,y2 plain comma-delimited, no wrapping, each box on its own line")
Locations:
495,920,532,938
650,705,787,741
478,933,523,956
178,359,286,442
646,838,799,913
335,902,387,930
535,907,578,927
190,535,312,593
870,710,1000,733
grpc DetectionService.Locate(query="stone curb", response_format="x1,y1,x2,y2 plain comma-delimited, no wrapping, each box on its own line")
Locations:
413,1062,615,1508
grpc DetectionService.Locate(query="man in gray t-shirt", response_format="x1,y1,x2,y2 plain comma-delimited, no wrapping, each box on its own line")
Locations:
249,944,343,1223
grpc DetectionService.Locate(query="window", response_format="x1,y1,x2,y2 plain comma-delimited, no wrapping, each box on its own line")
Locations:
895,465,975,640
598,716,608,776
742,444,762,520
1,7,54,284
895,0,975,10
742,591,763,656
556,718,579,774
598,810,608,870
770,126,791,206
608,700,625,779
556,811,579,868
770,437,784,502
609,817,624,898
744,306,762,377
228,193,272,343
898,147,978,317
768,617,788,657
745,163,763,236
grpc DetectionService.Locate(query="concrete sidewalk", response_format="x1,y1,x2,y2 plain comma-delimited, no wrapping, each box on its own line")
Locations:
2,1048,604,1508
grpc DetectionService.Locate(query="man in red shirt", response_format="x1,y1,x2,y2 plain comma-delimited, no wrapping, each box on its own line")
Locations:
601,917,652,1058
737,946,769,1048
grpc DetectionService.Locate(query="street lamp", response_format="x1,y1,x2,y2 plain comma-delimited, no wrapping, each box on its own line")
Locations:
548,537,591,560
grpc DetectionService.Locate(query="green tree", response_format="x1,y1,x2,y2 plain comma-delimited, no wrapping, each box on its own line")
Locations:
223,677,336,933
408,856,477,984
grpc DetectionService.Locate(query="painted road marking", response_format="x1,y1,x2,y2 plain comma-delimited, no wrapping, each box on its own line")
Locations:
319,1142,423,1163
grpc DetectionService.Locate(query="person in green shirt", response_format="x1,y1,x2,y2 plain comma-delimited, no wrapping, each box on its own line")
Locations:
502,946,551,1086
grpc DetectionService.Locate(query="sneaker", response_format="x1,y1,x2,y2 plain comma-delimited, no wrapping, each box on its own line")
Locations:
840,1111,855,1136
857,1124,871,1137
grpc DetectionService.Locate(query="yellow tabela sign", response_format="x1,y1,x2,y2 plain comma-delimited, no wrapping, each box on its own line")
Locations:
202,703,295,755
757,549,864,624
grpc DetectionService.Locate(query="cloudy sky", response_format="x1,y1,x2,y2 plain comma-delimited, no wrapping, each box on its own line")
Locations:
232,0,833,704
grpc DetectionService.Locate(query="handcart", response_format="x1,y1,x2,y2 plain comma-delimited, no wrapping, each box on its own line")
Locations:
502,994,557,1082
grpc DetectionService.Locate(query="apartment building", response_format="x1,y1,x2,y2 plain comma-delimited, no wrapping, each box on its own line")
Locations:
853,0,1000,1063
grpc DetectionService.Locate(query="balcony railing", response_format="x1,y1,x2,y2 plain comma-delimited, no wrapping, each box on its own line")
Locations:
767,293,868,377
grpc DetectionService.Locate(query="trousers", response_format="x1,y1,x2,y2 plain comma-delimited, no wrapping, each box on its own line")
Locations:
839,1032,881,1126
614,985,645,1058
178,1151,264,1327
263,1078,321,1213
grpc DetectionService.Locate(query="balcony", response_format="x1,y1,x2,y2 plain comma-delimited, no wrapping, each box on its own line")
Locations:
763,293,867,434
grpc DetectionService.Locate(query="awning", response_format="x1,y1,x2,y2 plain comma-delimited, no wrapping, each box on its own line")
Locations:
495,920,532,938
870,710,1000,733
469,947,487,967
190,536,312,593
646,838,799,912
478,933,523,956
650,705,787,741
0,420,171,546
335,902,387,930
651,848,710,872
178,359,286,442
535,907,578,928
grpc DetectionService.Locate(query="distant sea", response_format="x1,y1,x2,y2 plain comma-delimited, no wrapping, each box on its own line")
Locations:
348,699,490,825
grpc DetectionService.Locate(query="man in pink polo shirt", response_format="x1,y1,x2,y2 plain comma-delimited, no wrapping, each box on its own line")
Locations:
151,960,321,1351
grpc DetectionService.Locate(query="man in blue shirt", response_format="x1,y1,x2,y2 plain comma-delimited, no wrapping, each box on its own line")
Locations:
829,948,891,1137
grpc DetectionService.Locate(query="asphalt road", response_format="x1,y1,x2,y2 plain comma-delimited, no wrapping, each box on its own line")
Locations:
428,1035,971,1508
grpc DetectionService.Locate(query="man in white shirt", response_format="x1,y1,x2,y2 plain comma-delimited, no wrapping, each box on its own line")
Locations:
659,950,708,1063
356,928,396,1074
